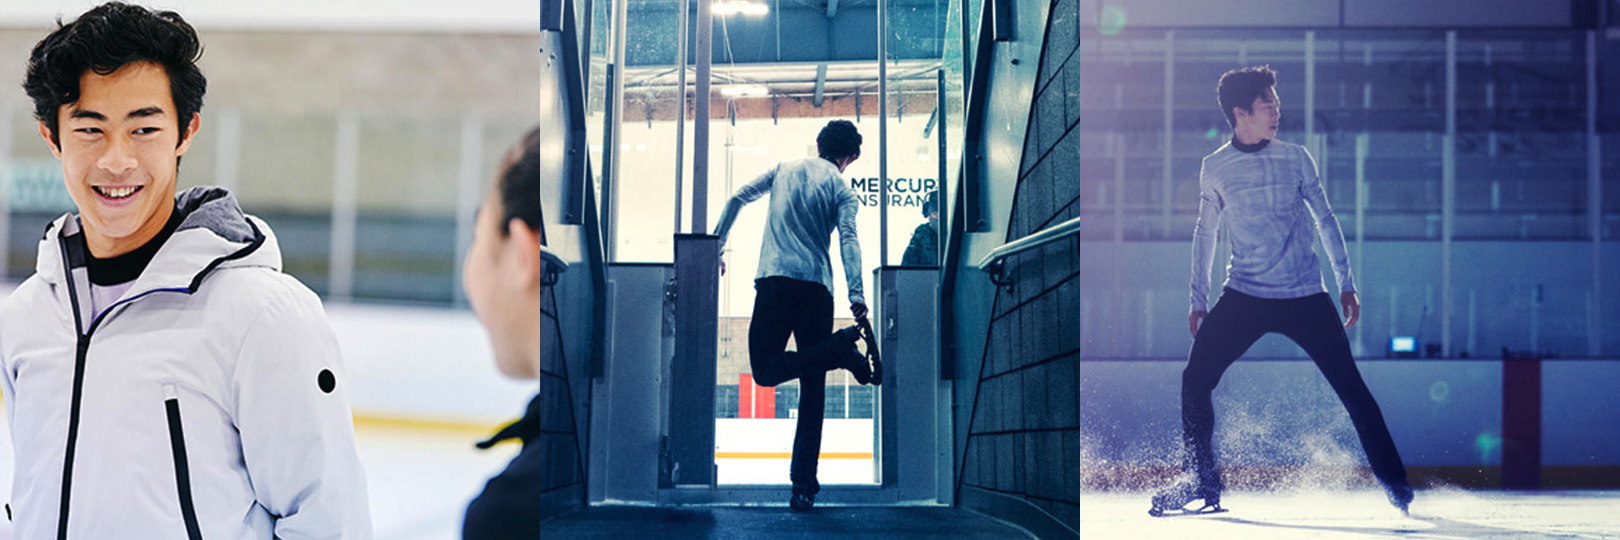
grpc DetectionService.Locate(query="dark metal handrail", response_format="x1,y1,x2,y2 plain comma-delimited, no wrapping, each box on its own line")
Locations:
975,216,1079,283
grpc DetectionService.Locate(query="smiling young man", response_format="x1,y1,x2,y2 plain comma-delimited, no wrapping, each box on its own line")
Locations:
2,3,370,538
1150,65,1414,517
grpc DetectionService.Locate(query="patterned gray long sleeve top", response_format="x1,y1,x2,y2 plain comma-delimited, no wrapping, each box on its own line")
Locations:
713,156,865,305
1190,137,1356,313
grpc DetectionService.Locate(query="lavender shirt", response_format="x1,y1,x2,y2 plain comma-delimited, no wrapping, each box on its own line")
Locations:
714,157,865,305
1190,137,1356,313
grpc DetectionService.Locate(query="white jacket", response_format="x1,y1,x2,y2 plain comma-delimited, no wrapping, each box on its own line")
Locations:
0,187,372,539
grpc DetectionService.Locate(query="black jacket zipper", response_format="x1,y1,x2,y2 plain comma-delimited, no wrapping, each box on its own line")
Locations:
50,220,263,538
55,336,88,540
164,390,204,540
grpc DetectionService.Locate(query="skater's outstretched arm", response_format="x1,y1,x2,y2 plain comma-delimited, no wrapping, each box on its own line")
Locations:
713,164,779,248
836,183,865,307
1297,146,1360,327
1189,158,1223,335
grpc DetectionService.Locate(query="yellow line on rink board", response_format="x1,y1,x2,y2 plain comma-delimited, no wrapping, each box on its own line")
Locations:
351,414,503,437
715,452,873,460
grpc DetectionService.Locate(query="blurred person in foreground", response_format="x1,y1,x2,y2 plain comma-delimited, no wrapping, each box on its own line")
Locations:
1,2,370,538
461,127,553,538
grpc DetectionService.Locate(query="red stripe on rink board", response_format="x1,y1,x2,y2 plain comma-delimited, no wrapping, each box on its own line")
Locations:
715,452,873,460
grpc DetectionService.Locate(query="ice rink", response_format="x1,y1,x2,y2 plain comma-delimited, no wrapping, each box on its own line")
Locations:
1081,489,1620,539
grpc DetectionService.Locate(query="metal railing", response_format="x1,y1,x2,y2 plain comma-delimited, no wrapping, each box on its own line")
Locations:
541,245,569,287
975,216,1079,284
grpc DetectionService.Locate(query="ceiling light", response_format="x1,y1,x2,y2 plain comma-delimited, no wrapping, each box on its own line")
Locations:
713,1,769,16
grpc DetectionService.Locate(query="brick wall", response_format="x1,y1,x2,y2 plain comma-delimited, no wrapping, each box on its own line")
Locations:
957,0,1081,534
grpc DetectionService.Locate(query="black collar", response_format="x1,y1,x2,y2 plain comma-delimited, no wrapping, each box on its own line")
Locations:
1232,137,1271,154
476,392,545,449
86,209,184,286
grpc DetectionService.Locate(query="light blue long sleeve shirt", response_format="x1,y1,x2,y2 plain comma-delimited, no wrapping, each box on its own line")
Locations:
1190,138,1356,312
713,157,865,305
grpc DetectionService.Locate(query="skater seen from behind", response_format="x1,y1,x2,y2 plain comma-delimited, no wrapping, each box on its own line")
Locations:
1152,65,1414,517
712,119,882,511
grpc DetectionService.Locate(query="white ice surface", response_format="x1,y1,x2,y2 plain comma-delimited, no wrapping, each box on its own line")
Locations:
1082,489,1620,539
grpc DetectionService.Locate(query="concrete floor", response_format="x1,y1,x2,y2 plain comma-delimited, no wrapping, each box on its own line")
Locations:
540,506,1035,539
1082,489,1620,539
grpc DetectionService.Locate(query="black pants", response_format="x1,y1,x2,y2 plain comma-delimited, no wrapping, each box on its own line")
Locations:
1182,288,1409,490
749,276,835,492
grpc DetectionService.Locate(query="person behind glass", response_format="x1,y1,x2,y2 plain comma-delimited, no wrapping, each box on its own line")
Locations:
1151,65,1413,516
461,127,552,538
2,3,371,538
712,119,878,511
901,191,939,266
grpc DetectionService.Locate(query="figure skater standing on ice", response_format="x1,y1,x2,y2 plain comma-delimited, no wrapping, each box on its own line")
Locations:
1151,65,1414,517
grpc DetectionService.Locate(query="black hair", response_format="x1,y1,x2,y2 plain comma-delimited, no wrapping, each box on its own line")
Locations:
816,119,862,161
922,190,937,217
23,2,206,147
1216,65,1276,128
498,127,542,238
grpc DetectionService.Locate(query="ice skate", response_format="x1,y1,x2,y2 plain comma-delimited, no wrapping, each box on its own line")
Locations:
829,320,880,386
789,485,817,511
1385,483,1414,515
829,339,873,385
830,324,862,346
855,316,882,386
1148,477,1225,517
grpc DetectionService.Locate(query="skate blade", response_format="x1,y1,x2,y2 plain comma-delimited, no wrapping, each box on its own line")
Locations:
856,317,883,386
1148,504,1227,518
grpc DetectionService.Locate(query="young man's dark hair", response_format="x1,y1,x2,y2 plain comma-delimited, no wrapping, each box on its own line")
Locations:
1216,65,1276,128
816,119,862,161
23,1,206,147
499,127,542,236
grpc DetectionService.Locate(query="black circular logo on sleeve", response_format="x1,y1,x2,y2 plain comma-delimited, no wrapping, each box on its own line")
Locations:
318,369,337,394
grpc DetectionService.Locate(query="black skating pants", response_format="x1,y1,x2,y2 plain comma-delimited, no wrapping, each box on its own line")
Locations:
1182,288,1410,491
749,276,836,492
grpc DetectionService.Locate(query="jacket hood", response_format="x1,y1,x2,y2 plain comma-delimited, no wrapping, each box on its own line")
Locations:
36,186,282,294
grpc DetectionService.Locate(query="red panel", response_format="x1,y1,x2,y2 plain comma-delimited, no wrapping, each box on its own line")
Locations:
1503,357,1542,489
756,380,775,419
739,374,755,419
